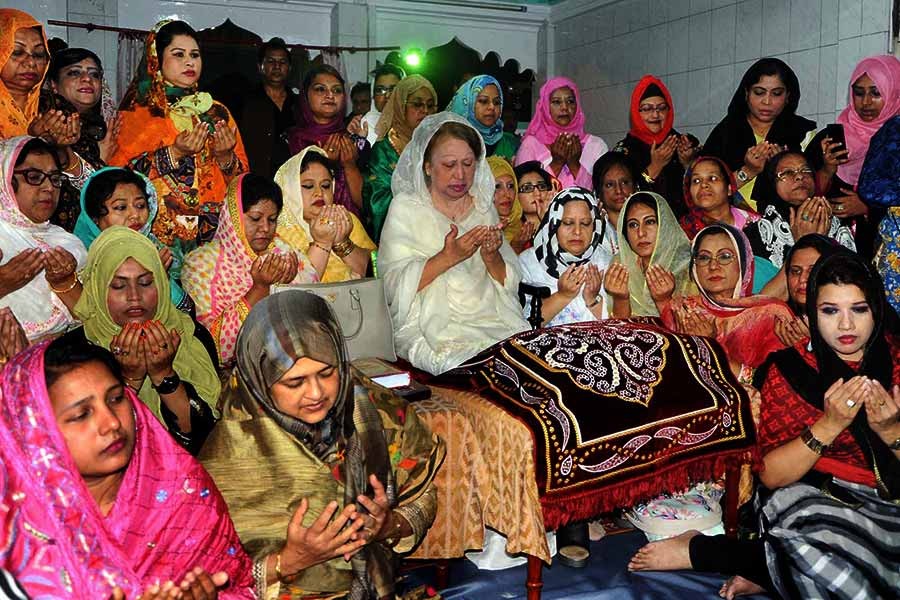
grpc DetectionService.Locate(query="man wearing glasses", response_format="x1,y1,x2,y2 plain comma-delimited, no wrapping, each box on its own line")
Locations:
354,64,405,145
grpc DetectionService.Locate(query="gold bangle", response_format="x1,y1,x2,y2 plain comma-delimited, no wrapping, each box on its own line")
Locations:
333,238,355,258
641,170,655,185
49,275,79,294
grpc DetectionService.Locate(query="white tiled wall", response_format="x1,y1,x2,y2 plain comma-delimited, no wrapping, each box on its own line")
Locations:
551,0,893,147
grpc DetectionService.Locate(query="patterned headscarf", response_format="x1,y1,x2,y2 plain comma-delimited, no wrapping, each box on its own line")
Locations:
120,19,214,129
690,223,755,306
0,340,253,598
533,186,606,279
74,226,220,421
448,74,505,145
487,155,523,244
0,9,48,138
523,76,588,145
375,75,437,154
836,54,900,185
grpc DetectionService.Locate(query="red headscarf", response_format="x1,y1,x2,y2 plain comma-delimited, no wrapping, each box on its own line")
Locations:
679,155,741,239
628,75,674,145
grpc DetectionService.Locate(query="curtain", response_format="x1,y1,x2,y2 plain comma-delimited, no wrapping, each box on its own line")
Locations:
116,31,145,105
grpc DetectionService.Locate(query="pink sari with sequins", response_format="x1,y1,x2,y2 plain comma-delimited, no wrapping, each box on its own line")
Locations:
0,342,255,599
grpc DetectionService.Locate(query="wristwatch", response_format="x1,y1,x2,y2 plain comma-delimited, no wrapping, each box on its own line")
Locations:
736,168,750,184
152,373,182,395
800,426,828,455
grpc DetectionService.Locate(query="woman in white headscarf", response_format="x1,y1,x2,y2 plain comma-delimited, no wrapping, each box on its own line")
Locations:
378,112,529,375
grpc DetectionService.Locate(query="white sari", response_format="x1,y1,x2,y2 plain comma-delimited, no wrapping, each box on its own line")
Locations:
0,137,85,341
379,113,529,375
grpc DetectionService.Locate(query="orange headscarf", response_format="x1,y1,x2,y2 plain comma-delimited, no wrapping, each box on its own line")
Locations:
0,9,48,139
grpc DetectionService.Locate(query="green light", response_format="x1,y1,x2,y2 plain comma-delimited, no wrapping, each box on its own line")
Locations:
403,47,422,68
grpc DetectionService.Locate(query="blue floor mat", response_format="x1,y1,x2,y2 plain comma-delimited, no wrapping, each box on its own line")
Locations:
405,531,771,600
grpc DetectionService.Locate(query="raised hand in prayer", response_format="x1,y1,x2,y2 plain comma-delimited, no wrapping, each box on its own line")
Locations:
603,263,629,301
565,134,583,171
478,226,503,262
250,253,293,288
158,246,174,272
336,134,359,167
0,248,44,297
171,123,209,162
789,196,831,239
646,263,676,306
672,302,716,338
178,567,229,600
43,246,78,289
862,379,900,445
581,264,603,305
557,264,585,299
141,320,181,383
346,113,367,137
211,120,237,165
439,224,486,268
743,140,780,176
314,205,352,246
821,376,867,434
774,315,809,347
110,321,148,386
676,135,699,169
829,187,867,219
0,308,27,366
648,135,677,178
110,581,183,599
279,498,368,577
28,110,79,146
510,219,537,255
99,112,123,163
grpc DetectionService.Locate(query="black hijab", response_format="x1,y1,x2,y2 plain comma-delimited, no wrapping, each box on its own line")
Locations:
704,58,816,203
783,233,842,315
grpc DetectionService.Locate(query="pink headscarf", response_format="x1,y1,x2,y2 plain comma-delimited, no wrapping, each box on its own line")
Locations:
835,55,900,185
0,341,255,598
523,76,588,145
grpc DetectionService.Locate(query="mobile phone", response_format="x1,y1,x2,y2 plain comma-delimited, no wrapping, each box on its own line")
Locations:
825,123,846,150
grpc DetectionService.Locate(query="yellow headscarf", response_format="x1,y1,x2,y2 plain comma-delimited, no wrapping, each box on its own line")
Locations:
487,155,523,244
74,226,221,421
375,75,437,154
0,9,48,138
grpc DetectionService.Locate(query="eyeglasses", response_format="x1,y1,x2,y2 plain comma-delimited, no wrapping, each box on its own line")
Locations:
494,182,516,192
9,48,49,64
518,182,550,193
775,167,814,181
406,99,436,112
638,103,669,114
694,251,736,267
14,168,65,188
373,85,396,96
62,66,103,80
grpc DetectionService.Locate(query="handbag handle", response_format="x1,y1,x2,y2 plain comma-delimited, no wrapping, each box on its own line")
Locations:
343,288,363,340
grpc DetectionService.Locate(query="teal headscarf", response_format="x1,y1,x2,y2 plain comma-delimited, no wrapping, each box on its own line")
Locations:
74,167,189,310
448,74,505,145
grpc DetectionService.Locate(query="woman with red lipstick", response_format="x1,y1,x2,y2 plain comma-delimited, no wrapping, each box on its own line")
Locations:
182,173,318,367
514,77,607,189
613,191,694,316
364,75,438,243
704,58,817,212
613,75,698,218
287,64,368,217
0,9,49,139
72,227,221,454
661,223,793,373
0,335,255,598
111,19,248,252
275,145,374,282
0,136,86,343
630,251,900,600
743,150,855,269
74,167,193,313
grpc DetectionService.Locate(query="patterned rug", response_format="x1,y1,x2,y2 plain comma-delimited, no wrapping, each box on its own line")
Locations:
441,319,757,529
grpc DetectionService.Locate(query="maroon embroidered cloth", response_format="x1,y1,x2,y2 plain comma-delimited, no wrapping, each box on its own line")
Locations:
442,319,757,528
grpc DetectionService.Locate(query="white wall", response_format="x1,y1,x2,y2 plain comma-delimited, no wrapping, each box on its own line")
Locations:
550,0,894,146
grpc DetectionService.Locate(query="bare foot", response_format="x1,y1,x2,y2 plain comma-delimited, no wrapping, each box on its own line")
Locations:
719,575,766,599
627,529,700,571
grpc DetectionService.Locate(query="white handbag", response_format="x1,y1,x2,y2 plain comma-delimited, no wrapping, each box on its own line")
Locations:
272,278,397,361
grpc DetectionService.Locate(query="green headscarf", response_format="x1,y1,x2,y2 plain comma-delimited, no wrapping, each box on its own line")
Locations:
614,191,696,316
74,226,220,421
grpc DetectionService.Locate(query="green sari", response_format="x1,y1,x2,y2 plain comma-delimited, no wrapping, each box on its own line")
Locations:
362,140,400,244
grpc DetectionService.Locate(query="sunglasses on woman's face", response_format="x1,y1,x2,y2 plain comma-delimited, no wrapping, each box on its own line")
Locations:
14,168,65,188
